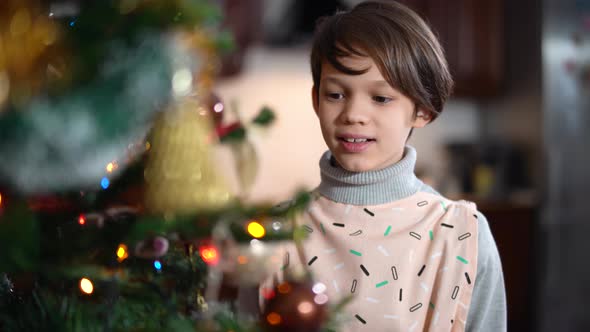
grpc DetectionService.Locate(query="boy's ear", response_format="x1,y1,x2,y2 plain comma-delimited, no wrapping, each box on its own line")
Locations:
311,86,319,115
412,109,432,128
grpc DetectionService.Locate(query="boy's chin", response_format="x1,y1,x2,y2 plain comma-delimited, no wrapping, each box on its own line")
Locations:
335,157,375,173
342,165,372,172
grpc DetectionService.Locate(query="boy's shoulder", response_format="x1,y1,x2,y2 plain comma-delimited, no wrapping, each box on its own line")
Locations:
416,183,501,273
417,182,479,215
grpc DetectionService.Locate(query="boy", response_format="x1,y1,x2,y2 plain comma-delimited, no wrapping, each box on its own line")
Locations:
262,1,506,331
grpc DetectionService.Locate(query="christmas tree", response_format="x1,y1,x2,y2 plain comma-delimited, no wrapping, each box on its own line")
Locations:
0,1,338,331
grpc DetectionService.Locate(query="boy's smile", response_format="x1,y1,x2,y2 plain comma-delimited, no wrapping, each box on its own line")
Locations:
338,133,375,153
312,54,431,172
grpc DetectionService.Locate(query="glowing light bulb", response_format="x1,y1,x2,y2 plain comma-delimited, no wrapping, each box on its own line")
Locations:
266,312,282,325
297,301,314,315
314,293,329,305
116,244,128,262
106,162,117,173
199,245,219,265
272,221,282,231
213,102,224,113
0,192,3,207
154,260,162,270
79,278,93,294
78,214,86,225
312,282,327,294
261,287,276,300
247,221,266,238
100,177,110,189
278,282,292,294
172,68,193,96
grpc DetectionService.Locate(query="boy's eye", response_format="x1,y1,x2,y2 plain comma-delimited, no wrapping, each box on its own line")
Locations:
326,93,344,100
373,96,392,104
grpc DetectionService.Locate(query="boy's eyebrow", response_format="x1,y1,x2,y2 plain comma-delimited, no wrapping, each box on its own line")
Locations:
370,80,392,88
321,76,391,87
321,76,346,85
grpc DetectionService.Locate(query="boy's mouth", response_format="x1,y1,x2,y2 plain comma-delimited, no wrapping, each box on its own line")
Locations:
337,135,376,153
337,134,376,143
339,137,376,143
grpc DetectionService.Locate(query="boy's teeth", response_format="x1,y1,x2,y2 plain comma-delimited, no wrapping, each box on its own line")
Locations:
344,138,368,143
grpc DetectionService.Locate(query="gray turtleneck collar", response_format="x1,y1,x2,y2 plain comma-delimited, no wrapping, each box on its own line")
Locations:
316,146,426,206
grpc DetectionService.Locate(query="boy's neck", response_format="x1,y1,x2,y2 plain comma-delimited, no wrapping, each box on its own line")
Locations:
317,146,424,206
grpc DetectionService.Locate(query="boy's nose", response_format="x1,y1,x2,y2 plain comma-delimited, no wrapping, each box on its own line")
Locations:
340,98,369,125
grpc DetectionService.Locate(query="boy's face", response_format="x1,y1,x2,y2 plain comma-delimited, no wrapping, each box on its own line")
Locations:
312,55,430,172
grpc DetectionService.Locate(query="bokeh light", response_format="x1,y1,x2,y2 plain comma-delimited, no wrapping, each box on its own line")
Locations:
199,245,219,265
79,278,94,294
100,177,110,189
266,312,281,325
106,162,117,173
116,244,128,262
247,221,266,238
297,301,314,315
154,260,162,270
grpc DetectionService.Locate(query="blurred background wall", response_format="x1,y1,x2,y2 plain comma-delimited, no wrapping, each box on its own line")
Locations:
213,0,590,330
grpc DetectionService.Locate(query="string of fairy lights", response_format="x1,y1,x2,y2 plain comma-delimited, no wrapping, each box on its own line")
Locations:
72,215,268,296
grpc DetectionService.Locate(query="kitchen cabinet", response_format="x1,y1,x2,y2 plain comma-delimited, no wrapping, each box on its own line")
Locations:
478,201,536,331
397,0,504,97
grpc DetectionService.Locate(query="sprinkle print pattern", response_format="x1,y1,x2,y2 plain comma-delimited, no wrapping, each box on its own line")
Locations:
418,265,426,276
350,249,362,256
459,233,471,241
410,303,423,312
384,225,392,236
376,280,389,288
333,279,340,292
377,245,390,256
360,264,370,276
457,256,469,264
452,286,460,300
308,256,318,266
391,266,398,280
289,195,478,331
355,314,367,324
420,282,429,292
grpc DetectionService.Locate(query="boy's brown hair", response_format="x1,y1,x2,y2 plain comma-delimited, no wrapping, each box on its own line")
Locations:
310,0,453,121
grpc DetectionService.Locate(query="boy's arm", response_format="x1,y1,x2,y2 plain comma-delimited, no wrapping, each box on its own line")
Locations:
466,211,507,332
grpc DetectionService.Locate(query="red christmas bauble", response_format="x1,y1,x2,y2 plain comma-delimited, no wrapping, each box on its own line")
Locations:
261,280,329,332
